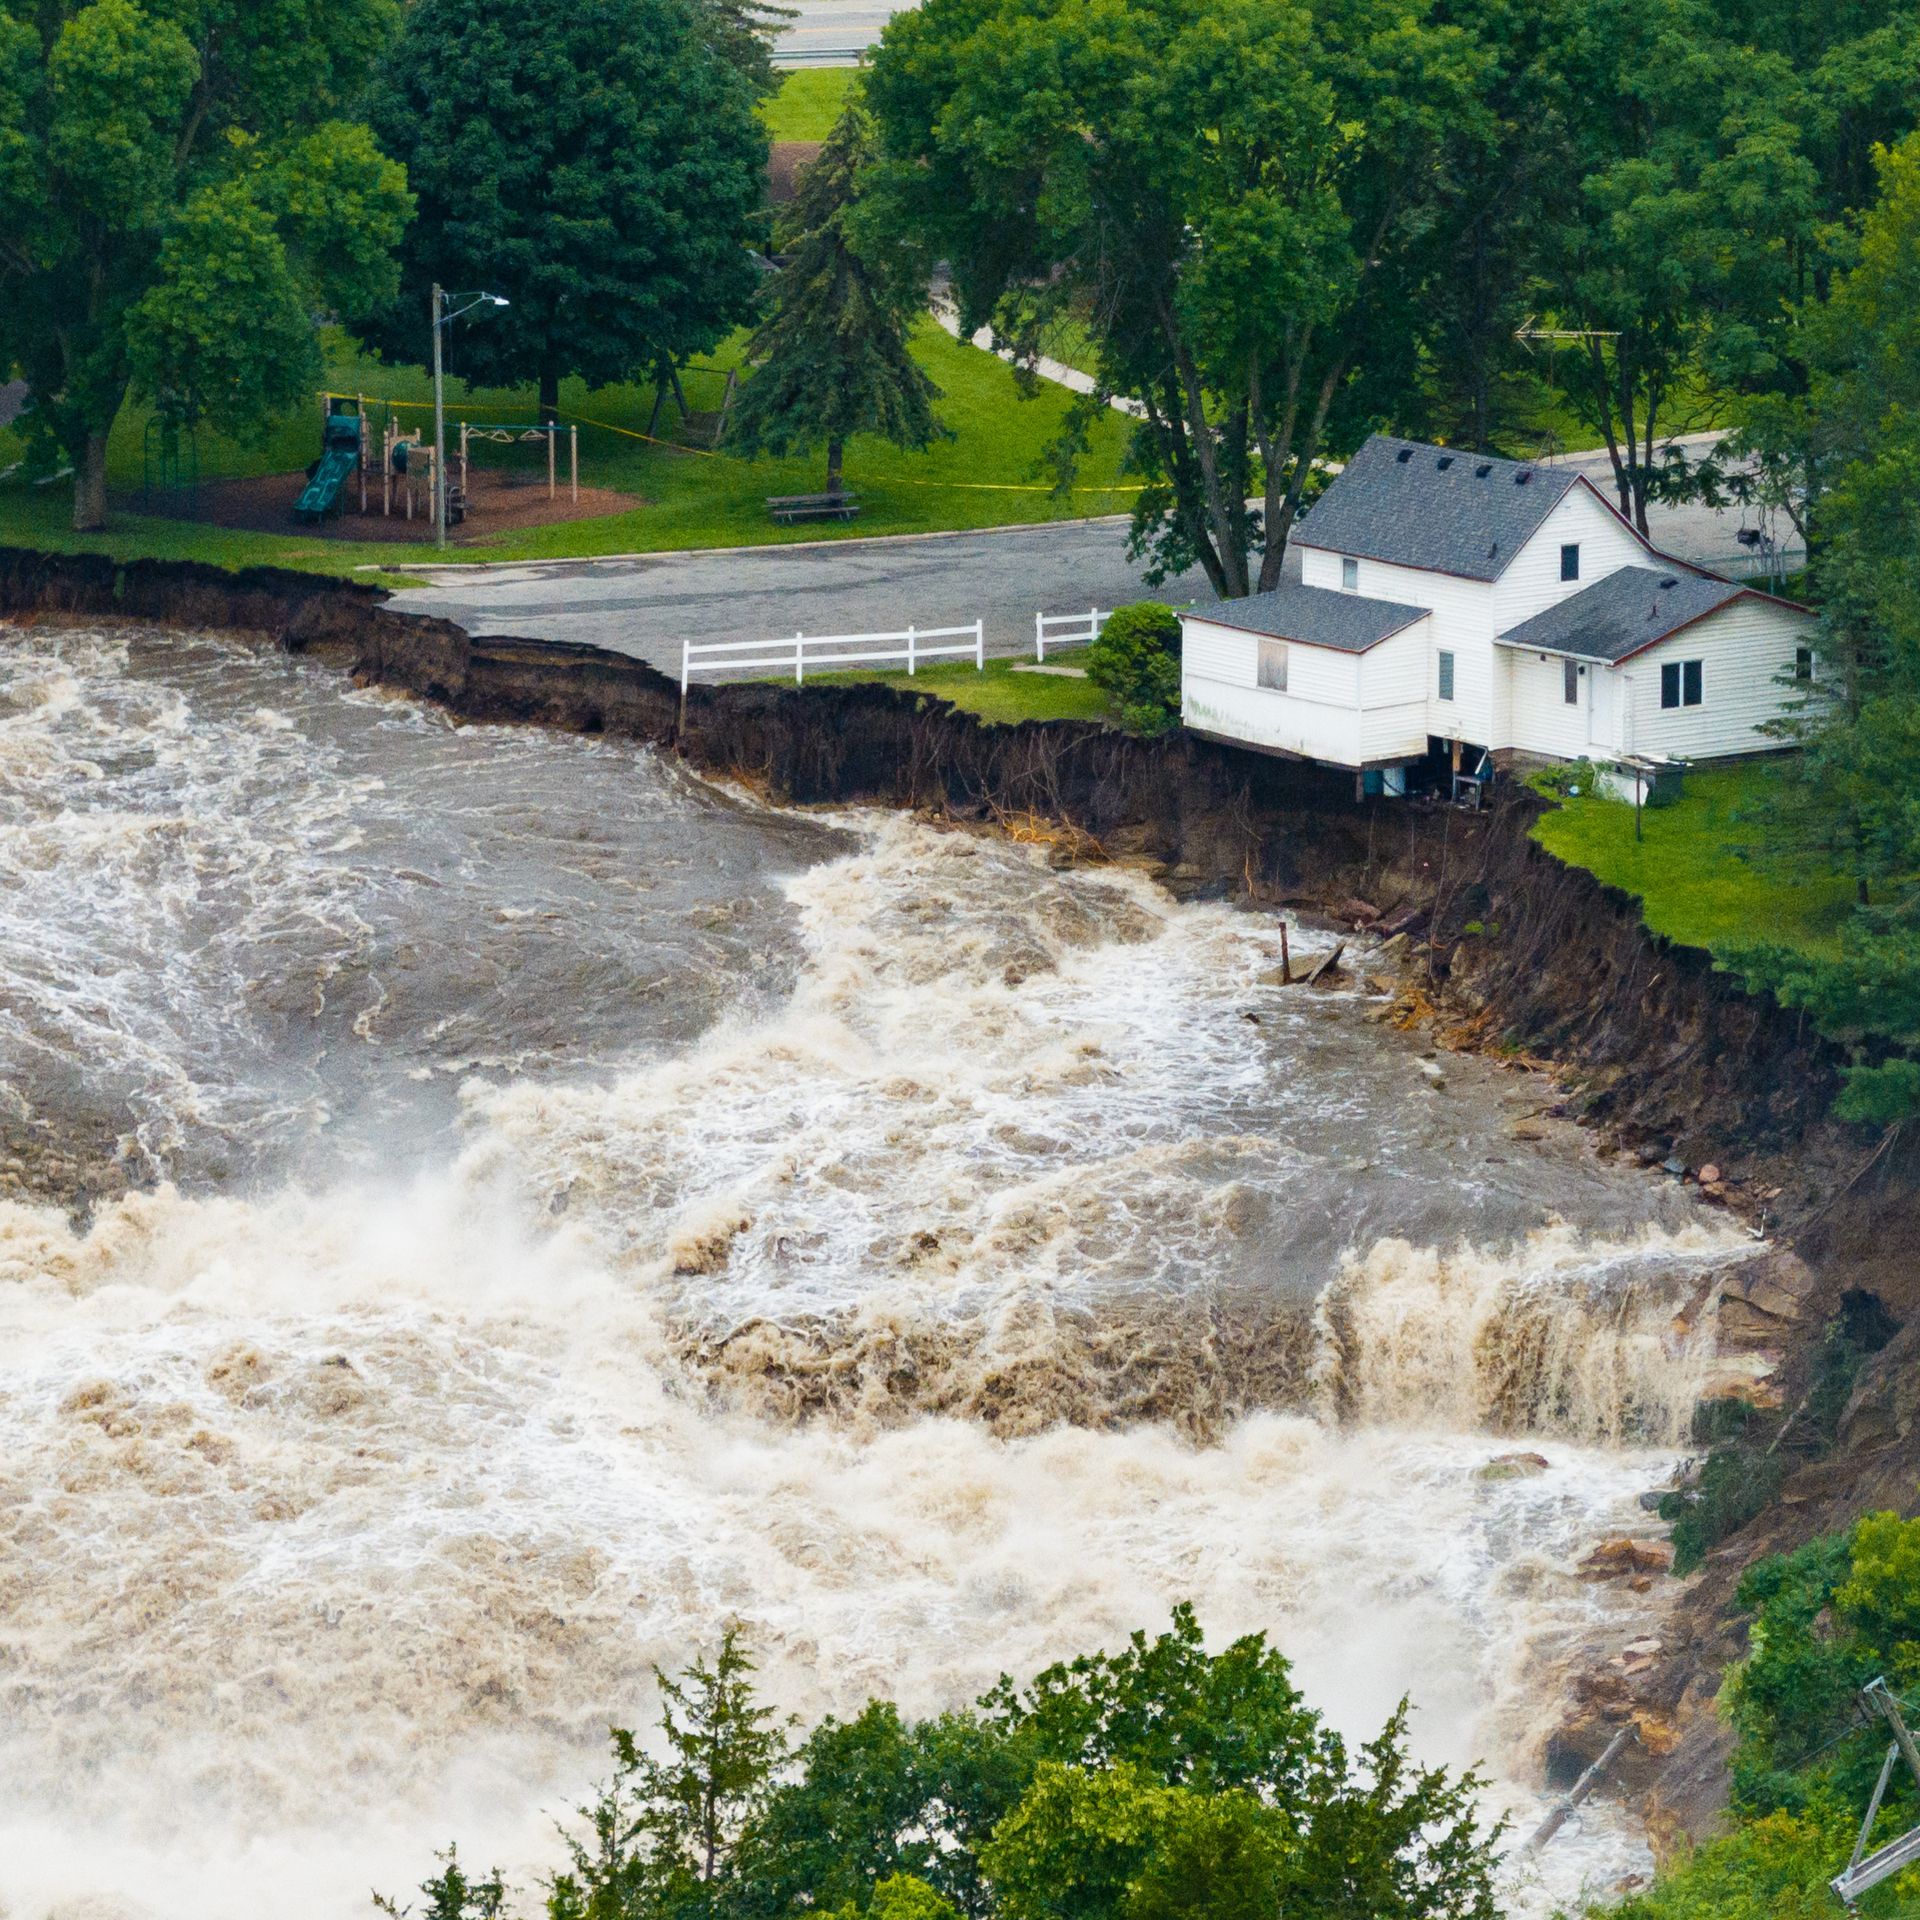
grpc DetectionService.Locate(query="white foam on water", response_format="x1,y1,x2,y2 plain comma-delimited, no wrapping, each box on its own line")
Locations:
0,628,1750,1917
0,1185,1680,1917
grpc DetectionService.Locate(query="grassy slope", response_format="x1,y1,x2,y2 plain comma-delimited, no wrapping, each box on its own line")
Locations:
1530,759,1855,964
804,651,1115,724
762,69,858,142
0,319,1136,577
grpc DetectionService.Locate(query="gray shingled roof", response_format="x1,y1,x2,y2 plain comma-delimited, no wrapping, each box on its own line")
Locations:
1188,583,1428,652
1495,566,1749,664
1295,434,1583,581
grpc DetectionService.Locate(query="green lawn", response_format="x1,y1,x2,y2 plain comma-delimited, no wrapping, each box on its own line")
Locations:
762,69,859,142
0,318,1136,577
1530,759,1855,964
802,650,1115,725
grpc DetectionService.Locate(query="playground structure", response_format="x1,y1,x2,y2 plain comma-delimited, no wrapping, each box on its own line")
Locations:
297,395,578,530
647,360,736,446
456,418,579,522
142,411,198,510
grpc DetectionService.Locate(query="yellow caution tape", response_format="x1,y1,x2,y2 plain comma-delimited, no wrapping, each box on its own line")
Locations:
317,392,1136,487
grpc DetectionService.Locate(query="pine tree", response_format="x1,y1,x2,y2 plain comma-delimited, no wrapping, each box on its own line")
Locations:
728,101,943,496
546,1627,789,1919
635,1627,789,1883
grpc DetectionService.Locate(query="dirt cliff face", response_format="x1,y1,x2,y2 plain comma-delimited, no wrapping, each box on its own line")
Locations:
4,545,1915,1843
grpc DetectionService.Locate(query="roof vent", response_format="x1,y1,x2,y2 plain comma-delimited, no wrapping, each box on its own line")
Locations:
1396,447,1414,463
1436,455,1455,470
1514,469,1533,486
1475,463,1492,478
1658,575,1678,589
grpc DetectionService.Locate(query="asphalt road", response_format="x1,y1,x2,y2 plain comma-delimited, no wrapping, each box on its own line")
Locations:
772,0,907,61
387,519,1219,676
386,439,1799,679
771,0,906,59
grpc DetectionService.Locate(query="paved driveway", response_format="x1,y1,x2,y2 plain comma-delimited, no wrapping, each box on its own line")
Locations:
386,520,1220,676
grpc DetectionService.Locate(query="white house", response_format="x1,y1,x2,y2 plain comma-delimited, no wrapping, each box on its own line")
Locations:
1180,434,1817,783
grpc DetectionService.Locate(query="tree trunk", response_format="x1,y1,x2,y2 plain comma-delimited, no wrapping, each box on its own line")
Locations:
539,359,561,427
826,438,844,495
73,432,110,531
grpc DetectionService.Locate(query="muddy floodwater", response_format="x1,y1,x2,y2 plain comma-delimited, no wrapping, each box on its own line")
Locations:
0,626,1753,1917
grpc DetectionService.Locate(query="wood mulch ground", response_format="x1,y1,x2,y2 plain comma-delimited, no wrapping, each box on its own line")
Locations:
126,464,644,544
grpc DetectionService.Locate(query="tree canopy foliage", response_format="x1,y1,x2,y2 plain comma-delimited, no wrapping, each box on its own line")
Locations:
0,0,412,528
368,0,766,421
858,0,1920,587
1725,133,1920,1122
1595,1511,1920,1920
865,0,1495,599
377,1608,1506,1920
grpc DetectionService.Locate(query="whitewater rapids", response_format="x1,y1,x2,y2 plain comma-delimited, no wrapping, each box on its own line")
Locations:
0,626,1749,1918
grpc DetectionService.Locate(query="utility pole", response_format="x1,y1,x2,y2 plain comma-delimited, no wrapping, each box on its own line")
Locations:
1833,1679,1920,1907
430,287,510,552
431,282,448,550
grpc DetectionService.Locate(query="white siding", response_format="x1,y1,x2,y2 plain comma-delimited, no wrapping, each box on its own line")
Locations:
1491,485,1648,634
1180,614,1429,767
1297,480,1657,753
1299,546,1496,745
1620,598,1815,760
1183,617,1256,689
1357,625,1430,762
1506,647,1597,761
1300,547,1350,593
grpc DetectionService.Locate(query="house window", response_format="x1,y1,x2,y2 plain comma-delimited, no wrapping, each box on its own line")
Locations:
1561,543,1580,581
1563,658,1580,704
1437,651,1455,702
1661,660,1704,709
1257,640,1288,692
1795,646,1814,682
1341,557,1359,591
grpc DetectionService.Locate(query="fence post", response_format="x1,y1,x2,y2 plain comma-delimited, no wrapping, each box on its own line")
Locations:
1035,611,1046,663
794,631,805,687
908,625,917,676
975,619,985,671
1090,606,1100,643
678,639,690,741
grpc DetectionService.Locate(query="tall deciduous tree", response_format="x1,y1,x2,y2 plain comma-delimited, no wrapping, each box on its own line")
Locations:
0,0,411,530
1732,134,1920,1122
727,100,943,496
865,0,1493,599
369,0,765,424
1536,0,1920,531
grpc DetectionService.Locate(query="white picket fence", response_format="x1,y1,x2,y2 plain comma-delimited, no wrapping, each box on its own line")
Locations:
1034,607,1109,661
681,620,985,689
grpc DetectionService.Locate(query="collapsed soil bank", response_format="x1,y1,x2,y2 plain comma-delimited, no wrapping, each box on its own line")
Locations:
5,543,1916,1840
0,545,1847,1165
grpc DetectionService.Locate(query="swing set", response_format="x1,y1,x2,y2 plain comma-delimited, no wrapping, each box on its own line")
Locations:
451,419,579,525
299,394,580,528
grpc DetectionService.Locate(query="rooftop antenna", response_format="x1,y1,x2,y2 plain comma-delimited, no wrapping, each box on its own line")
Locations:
1832,1679,1920,1908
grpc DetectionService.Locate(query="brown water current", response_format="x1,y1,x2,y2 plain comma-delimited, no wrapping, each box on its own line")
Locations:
0,625,1757,1917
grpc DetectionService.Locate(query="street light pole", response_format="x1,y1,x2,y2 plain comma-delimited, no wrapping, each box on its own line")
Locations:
429,288,508,551
431,281,448,550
